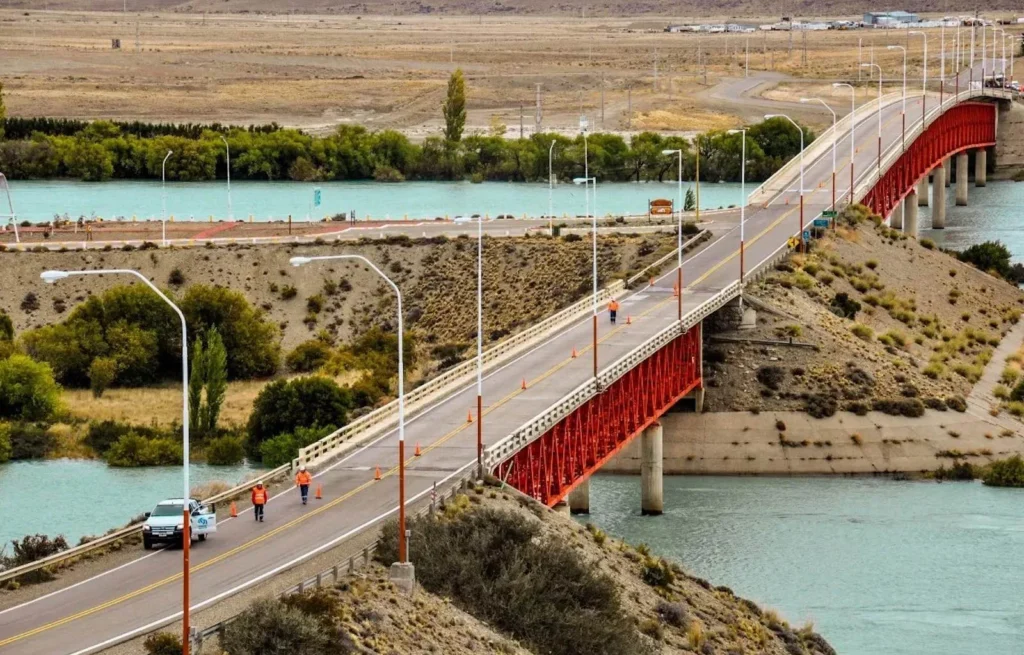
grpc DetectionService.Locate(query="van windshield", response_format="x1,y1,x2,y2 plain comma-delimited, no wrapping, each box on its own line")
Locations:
151,504,184,517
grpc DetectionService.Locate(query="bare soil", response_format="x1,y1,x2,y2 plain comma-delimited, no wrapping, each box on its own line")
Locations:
704,219,1024,414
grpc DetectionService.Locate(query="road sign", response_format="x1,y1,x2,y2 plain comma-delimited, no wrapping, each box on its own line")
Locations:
821,210,837,218
313,188,322,207
812,218,830,228
802,230,811,241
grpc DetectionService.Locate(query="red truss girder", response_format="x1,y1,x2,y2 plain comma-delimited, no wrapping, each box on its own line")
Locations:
496,324,702,507
863,102,996,219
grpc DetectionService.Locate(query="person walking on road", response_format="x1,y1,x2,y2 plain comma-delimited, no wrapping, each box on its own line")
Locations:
608,299,620,325
296,466,312,505
251,481,268,522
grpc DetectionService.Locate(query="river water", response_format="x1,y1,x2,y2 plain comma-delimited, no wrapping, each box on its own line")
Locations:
5,179,744,223
582,475,1023,655
0,459,261,548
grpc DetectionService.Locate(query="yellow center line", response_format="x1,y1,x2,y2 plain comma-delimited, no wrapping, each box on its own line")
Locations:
6,108,912,648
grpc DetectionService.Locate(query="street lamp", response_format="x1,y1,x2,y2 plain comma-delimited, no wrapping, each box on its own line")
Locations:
219,135,232,221
661,148,685,320
41,268,191,653
800,97,837,213
887,45,907,151
573,176,598,378
909,30,927,126
764,114,804,252
475,209,483,476
725,129,746,286
580,115,590,220
832,83,856,204
290,254,408,563
161,150,173,246
0,172,18,244
861,63,883,179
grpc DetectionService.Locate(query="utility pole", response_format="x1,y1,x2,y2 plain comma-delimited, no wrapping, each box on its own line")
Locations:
600,72,605,127
519,104,524,139
627,87,632,129
535,83,542,133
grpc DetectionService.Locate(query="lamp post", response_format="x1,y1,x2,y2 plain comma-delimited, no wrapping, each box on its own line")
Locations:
982,24,987,90
219,135,232,221
40,268,191,652
725,129,746,286
940,23,946,108
573,176,598,378
290,254,408,562
580,115,589,220
661,148,684,320
161,149,173,246
0,172,18,244
764,114,804,252
548,141,556,232
888,45,907,150
475,211,483,476
861,63,883,179
909,30,927,125
832,83,856,204
799,97,836,213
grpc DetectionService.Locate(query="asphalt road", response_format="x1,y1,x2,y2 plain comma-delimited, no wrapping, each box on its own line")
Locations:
0,69,995,654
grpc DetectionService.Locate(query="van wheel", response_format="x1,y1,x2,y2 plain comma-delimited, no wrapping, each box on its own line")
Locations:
143,536,153,550
198,534,206,542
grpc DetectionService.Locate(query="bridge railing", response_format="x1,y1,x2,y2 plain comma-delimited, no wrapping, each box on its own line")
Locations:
297,230,709,469
486,280,741,469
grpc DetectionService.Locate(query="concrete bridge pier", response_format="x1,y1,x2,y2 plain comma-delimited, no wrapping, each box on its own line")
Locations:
942,158,950,187
975,148,988,187
568,479,590,515
890,200,903,229
552,500,571,516
956,152,969,206
917,177,929,206
904,188,919,238
640,422,663,516
932,164,947,229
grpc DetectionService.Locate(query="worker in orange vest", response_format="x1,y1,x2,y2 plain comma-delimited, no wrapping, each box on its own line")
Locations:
251,481,268,522
608,299,620,325
295,466,312,505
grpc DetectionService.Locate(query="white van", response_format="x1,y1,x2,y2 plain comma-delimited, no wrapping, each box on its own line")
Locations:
142,498,217,549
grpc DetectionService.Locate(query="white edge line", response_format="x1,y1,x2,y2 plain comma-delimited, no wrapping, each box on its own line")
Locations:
65,461,476,655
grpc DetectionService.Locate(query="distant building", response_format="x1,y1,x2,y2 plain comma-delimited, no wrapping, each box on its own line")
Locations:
863,11,920,25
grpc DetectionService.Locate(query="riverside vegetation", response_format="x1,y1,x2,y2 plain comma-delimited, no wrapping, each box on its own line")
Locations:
0,232,678,470
141,488,836,655
0,77,811,185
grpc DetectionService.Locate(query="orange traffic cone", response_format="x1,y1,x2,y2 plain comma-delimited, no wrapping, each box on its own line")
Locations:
415,442,422,457
521,378,527,390
571,347,578,359
467,410,473,423
230,501,238,518
315,484,322,500
649,276,655,287
626,315,632,325
374,466,382,481
673,283,680,297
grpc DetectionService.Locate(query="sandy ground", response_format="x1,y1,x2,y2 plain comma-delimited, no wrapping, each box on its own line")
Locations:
0,11,970,138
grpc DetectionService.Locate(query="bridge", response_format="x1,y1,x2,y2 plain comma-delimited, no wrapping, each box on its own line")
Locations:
0,67,1012,654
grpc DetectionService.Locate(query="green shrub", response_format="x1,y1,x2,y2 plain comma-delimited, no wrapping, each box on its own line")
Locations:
923,362,945,379
167,268,186,286
872,398,925,417
205,434,246,465
8,422,55,459
220,598,333,655
106,432,182,467
878,330,907,348
0,309,13,341
0,423,11,463
850,324,873,341
305,294,325,314
775,324,802,338
375,504,640,655
181,284,281,380
84,420,166,454
285,339,333,373
830,292,861,319
88,357,117,398
280,285,298,300
0,355,61,421
805,394,838,419
945,395,968,412
920,238,936,250
934,461,977,481
641,557,676,588
994,385,1010,400
1010,378,1024,402
0,534,70,583
247,376,351,459
143,632,182,655
756,365,786,391
257,425,335,468
982,455,1024,487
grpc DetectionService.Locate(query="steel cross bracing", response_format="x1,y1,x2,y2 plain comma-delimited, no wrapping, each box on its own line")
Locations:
495,324,701,506
862,102,997,218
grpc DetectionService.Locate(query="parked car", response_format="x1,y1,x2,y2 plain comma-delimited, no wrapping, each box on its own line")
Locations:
142,498,217,549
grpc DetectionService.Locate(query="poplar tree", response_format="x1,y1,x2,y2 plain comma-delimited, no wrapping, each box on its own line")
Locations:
442,69,466,142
